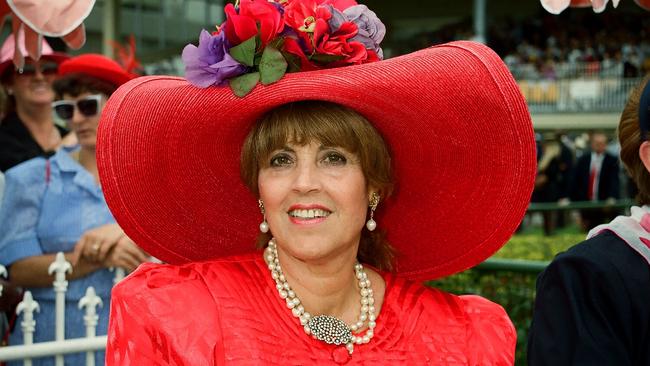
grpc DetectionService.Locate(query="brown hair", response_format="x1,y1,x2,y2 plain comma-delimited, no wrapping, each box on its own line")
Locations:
618,75,650,205
53,73,118,98
240,101,396,271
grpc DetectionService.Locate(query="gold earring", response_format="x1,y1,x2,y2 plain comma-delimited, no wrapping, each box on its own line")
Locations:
366,192,380,231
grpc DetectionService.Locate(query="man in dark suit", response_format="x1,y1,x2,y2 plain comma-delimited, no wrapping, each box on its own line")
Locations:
569,132,620,230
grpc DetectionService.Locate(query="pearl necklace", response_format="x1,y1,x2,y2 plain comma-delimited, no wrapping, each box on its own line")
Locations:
264,239,377,355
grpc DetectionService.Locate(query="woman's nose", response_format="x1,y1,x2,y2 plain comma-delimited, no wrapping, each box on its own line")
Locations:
292,162,321,193
71,107,85,125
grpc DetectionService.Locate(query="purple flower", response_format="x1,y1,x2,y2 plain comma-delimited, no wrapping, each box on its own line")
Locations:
327,5,385,59
344,5,385,59
182,29,247,88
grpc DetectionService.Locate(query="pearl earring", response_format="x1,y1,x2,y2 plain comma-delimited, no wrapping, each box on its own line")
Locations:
366,192,380,231
258,199,269,233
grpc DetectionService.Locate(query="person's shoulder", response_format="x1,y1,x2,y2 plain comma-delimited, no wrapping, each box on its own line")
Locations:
386,276,516,362
387,276,513,329
112,261,207,296
0,112,21,134
4,156,47,184
113,252,265,300
551,230,641,273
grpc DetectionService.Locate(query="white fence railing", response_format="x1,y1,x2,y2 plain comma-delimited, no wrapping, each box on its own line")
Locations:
0,254,123,365
518,77,643,114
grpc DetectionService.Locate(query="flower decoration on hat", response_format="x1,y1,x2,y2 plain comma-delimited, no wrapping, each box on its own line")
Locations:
182,0,385,97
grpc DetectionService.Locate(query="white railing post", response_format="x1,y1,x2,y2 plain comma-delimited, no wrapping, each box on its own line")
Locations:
48,252,72,366
111,267,126,284
0,264,6,297
16,291,40,366
78,287,102,366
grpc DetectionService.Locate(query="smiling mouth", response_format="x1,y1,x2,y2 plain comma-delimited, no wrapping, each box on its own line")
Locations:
288,208,331,220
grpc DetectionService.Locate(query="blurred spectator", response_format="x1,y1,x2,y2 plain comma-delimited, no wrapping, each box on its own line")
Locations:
0,54,146,366
0,33,70,172
569,132,620,230
532,135,563,234
528,76,650,366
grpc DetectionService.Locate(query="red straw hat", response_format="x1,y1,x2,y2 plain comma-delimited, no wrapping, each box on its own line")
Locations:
97,41,536,281
58,54,135,87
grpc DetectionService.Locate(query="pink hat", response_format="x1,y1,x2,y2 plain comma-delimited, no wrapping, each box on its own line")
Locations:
0,0,92,70
0,32,69,77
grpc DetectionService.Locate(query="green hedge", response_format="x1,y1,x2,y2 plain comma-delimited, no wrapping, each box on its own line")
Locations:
428,231,585,365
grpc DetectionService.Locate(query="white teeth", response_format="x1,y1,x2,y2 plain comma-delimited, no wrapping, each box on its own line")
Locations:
289,209,330,219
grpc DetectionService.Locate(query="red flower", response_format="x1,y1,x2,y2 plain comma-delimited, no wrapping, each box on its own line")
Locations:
283,38,319,71
223,0,284,47
314,21,368,65
284,0,333,52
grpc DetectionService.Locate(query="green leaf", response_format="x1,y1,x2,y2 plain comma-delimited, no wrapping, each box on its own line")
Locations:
229,37,256,67
254,53,263,66
268,37,285,50
310,53,345,64
281,50,302,73
259,46,288,85
229,72,260,97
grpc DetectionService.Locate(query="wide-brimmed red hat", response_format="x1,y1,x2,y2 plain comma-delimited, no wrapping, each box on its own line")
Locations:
58,54,135,87
97,40,536,281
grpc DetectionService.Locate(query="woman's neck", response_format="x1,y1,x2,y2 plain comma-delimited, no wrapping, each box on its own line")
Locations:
275,246,364,325
16,103,59,151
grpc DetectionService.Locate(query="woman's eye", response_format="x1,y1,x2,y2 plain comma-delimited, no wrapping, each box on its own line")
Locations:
270,154,293,167
323,152,347,165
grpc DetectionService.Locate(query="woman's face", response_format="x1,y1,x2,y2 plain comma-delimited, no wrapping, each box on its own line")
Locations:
56,92,106,149
258,140,369,262
9,60,58,107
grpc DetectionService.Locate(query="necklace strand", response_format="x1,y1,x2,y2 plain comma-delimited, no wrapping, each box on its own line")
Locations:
264,239,377,355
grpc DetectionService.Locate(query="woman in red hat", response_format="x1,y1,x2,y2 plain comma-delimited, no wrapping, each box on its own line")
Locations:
101,1,536,364
0,54,147,366
0,32,69,172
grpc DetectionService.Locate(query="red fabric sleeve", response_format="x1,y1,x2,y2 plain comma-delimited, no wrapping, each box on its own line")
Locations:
460,295,517,366
106,262,222,366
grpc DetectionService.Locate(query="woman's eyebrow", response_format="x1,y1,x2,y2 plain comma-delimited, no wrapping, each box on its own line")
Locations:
277,145,296,153
318,145,339,151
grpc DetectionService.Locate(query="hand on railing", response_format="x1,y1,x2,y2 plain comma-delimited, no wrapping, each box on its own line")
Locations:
74,223,125,263
100,235,149,273
73,223,150,272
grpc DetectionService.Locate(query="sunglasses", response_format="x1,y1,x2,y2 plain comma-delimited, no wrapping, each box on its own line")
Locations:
14,62,59,76
52,95,103,121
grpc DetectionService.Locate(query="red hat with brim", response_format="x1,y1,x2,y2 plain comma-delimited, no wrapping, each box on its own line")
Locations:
97,41,536,281
58,54,134,87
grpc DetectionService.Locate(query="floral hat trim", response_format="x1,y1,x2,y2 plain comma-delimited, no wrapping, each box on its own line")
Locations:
182,0,385,97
